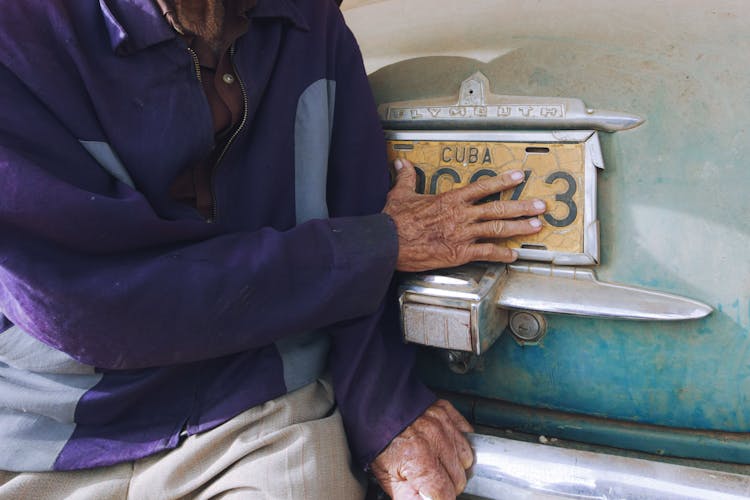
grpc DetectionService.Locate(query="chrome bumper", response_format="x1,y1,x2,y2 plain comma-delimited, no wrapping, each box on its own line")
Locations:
465,433,750,499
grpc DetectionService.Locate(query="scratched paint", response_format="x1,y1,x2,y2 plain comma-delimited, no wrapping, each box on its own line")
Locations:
346,0,750,459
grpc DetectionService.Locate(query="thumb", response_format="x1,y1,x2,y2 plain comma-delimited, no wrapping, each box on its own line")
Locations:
392,158,418,193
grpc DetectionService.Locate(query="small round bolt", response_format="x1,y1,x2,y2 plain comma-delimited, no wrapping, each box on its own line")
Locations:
509,311,547,343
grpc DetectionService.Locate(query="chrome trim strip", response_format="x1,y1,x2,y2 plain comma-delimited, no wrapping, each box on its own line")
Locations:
498,263,713,320
379,72,644,132
384,129,595,144
465,433,750,499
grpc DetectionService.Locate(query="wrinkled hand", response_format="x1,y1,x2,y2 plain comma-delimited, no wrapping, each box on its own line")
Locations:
382,158,546,272
371,400,474,500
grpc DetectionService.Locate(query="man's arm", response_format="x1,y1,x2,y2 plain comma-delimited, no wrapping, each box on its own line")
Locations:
322,18,544,500
0,59,398,370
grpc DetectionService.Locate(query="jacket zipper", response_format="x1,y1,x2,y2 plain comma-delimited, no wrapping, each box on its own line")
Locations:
187,47,202,82
209,44,249,222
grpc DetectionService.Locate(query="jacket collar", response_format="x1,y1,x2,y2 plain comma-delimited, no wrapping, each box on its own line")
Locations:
99,0,309,55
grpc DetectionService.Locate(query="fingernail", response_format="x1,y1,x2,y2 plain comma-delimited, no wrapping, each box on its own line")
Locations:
510,170,524,181
511,250,519,260
533,200,546,210
394,159,404,170
419,493,433,500
529,218,542,228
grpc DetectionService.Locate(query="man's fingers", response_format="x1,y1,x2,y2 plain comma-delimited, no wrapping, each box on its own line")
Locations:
391,158,418,194
469,217,543,239
394,439,456,500
468,198,546,221
434,400,474,470
437,436,469,495
389,482,422,500
441,425,473,475
435,415,473,472
451,169,526,203
371,400,479,500
414,414,467,495
435,400,474,434
467,243,518,263
400,464,457,500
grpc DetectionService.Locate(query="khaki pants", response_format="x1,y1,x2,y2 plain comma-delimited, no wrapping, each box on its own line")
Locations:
0,379,366,500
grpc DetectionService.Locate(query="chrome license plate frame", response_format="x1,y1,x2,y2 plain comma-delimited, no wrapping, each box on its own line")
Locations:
385,129,603,265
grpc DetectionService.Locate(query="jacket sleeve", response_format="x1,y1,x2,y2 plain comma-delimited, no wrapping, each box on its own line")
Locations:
323,22,436,469
0,59,398,370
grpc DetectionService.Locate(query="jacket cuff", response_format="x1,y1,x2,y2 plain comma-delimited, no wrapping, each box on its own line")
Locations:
360,378,437,469
327,213,399,315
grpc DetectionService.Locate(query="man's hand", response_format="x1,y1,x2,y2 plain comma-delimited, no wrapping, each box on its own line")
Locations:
383,158,546,272
371,400,474,500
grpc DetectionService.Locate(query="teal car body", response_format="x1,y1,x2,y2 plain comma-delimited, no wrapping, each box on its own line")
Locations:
344,0,750,465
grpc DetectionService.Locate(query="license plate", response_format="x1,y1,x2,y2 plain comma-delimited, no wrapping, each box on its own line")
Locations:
385,130,602,265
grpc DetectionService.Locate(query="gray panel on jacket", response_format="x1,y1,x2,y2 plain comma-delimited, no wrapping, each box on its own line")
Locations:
294,79,336,224
275,330,331,393
0,360,102,422
0,355,102,471
0,326,96,375
283,79,337,391
79,140,135,188
0,409,76,471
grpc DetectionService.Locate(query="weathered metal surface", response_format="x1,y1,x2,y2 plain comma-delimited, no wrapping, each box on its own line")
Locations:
464,432,750,499
346,0,750,462
379,71,643,132
400,264,508,355
401,261,709,357
445,392,750,466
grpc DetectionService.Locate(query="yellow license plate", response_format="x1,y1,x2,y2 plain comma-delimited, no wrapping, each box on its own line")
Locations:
386,139,588,256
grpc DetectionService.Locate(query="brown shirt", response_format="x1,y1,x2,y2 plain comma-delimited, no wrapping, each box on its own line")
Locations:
157,0,257,218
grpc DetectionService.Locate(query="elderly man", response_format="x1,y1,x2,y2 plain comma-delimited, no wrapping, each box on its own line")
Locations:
0,1,544,498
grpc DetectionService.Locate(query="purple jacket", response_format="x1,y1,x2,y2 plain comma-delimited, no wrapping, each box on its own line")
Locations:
0,0,434,472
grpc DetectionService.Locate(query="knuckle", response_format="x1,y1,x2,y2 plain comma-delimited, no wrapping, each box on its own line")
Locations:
472,244,494,260
456,246,476,266
415,442,435,460
492,202,508,218
500,249,517,262
444,192,466,208
479,246,496,260
474,177,493,191
429,405,451,423
402,167,416,178
409,431,432,451
419,416,443,436
488,246,514,263
491,220,506,234
447,205,468,226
